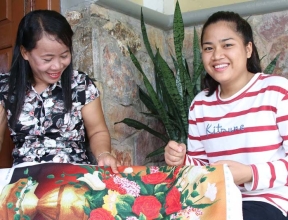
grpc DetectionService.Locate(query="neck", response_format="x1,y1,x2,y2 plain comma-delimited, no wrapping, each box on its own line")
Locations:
220,72,255,99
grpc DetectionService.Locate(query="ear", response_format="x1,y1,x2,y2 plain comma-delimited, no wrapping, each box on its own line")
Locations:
20,45,29,60
246,42,253,59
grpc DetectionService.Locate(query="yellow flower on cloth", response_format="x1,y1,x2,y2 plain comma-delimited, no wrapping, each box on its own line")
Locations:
102,190,120,216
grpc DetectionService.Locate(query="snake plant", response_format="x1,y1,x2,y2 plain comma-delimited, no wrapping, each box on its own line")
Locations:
115,1,205,158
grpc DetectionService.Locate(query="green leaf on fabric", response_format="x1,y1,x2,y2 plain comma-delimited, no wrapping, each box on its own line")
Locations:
193,182,198,190
7,202,14,209
116,201,132,215
191,190,200,198
13,214,21,220
191,203,214,209
15,191,20,198
155,192,166,204
22,215,31,220
55,180,64,184
84,190,107,209
200,176,207,183
185,199,194,206
154,183,168,193
24,168,29,175
80,165,95,174
139,213,147,220
118,195,135,206
83,206,91,216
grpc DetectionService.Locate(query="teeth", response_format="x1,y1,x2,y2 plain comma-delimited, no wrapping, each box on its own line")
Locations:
214,64,228,68
49,73,60,76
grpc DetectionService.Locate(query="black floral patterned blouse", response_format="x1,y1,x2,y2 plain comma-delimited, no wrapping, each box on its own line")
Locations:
0,70,99,165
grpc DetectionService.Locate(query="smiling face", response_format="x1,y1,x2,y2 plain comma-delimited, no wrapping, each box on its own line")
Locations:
201,21,253,96
21,34,71,93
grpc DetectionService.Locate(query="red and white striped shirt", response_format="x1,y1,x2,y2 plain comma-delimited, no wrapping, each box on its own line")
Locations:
186,73,288,216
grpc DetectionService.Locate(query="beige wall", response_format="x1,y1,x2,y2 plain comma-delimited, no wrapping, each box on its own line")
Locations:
178,0,252,12
129,0,253,13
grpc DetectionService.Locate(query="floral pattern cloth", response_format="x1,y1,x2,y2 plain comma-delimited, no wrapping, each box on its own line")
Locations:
0,163,237,220
0,70,99,165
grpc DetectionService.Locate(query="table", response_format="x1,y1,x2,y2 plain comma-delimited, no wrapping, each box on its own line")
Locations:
0,162,243,220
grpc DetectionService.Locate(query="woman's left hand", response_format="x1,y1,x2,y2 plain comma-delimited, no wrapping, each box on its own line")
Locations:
97,153,120,173
212,160,252,185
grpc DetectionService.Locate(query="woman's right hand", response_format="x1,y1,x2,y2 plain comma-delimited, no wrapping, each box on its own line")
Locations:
164,140,186,166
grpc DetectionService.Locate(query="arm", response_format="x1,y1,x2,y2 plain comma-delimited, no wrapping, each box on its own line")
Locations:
0,105,7,152
81,97,119,173
243,91,288,191
215,88,288,188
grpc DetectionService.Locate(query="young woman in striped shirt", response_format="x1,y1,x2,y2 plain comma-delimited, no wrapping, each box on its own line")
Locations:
165,11,288,220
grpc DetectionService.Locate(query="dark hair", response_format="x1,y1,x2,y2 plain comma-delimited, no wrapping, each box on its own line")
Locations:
201,11,262,96
8,10,73,128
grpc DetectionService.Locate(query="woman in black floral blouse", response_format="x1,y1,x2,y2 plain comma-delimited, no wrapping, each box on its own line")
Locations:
0,10,119,172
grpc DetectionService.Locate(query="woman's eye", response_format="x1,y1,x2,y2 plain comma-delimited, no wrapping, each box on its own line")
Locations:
203,47,212,51
224,44,233,48
44,59,52,62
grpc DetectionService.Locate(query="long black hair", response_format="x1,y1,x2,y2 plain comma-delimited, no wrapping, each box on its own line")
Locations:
8,10,73,129
201,11,262,96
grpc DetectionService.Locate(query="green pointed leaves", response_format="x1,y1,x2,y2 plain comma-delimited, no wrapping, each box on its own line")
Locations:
173,1,184,57
128,47,177,141
115,118,169,143
264,53,280,74
156,51,188,137
141,8,155,62
173,0,186,99
118,0,205,158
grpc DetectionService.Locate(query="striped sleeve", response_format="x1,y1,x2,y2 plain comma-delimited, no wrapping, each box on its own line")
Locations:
186,98,209,166
245,89,288,191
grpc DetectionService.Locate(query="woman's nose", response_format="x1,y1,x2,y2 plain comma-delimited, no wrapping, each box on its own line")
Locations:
51,59,62,69
212,47,224,60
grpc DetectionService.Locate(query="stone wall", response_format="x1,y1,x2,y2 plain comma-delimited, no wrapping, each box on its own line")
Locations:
64,3,288,165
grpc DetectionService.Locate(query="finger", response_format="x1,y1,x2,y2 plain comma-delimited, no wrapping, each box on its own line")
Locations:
97,160,104,166
167,141,184,153
165,157,179,166
167,155,184,165
111,160,119,173
111,163,119,173
179,143,186,153
165,147,185,158
169,160,183,166
165,159,178,166
164,152,180,163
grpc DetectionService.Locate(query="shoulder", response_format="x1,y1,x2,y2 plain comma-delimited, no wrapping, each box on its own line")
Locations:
71,70,96,87
189,89,216,112
192,89,215,103
71,70,100,102
72,70,90,82
257,73,288,88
